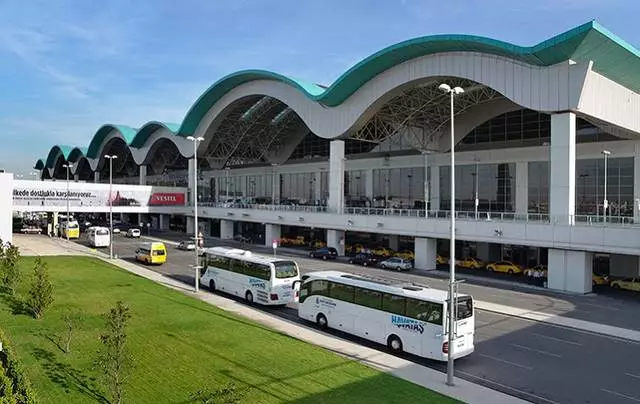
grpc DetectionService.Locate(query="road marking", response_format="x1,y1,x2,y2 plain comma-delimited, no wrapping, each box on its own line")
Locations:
625,373,640,380
510,343,562,358
532,332,582,346
478,354,533,370
457,370,561,404
601,389,640,402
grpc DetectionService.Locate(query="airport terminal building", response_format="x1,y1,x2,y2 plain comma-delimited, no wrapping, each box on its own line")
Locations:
30,21,640,293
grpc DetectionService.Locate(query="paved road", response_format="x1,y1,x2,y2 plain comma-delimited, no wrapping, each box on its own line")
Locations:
137,231,640,332
78,234,640,404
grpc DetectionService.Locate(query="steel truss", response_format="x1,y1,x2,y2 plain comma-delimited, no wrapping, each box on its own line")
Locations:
148,139,186,175
352,79,503,151
203,96,305,168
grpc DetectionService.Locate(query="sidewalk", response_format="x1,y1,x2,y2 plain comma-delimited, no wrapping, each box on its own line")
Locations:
14,234,525,404
140,233,640,343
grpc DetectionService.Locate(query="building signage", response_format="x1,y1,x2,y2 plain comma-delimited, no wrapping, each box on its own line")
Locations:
12,180,186,209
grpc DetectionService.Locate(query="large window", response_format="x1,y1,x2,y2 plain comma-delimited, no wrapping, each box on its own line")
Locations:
575,157,634,217
528,161,549,214
372,167,427,209
440,163,515,212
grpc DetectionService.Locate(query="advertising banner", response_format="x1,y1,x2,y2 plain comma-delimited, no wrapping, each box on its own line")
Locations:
12,180,186,209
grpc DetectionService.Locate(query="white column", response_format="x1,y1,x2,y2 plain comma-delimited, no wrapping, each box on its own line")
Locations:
0,174,12,243
388,235,399,251
547,249,592,293
186,216,195,234
328,140,345,213
220,219,234,239
414,237,436,270
327,229,345,256
515,161,528,215
94,171,100,183
633,144,640,223
265,224,281,247
550,113,576,225
139,165,147,186
365,168,374,202
53,212,59,237
188,159,195,205
430,165,440,212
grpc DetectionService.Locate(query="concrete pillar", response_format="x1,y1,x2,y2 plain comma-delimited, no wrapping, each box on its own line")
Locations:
220,219,234,240
430,165,440,212
53,212,59,237
550,113,576,225
633,145,640,223
94,171,100,183
186,216,195,234
327,229,345,256
265,224,281,247
188,159,195,205
547,249,592,293
388,235,399,251
158,214,171,231
414,238,436,270
139,165,147,186
365,169,374,202
328,140,345,213
515,161,528,215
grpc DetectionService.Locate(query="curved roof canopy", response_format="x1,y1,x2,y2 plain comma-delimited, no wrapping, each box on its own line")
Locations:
35,20,640,168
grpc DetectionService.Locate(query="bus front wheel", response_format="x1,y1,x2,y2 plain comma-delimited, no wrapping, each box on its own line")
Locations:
387,335,403,353
245,291,254,304
316,313,328,330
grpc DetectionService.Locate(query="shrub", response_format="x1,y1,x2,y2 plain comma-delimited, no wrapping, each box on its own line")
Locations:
1,243,21,295
26,258,54,319
0,329,38,403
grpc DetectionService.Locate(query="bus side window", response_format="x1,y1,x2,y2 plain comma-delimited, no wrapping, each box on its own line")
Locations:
382,293,406,315
299,282,311,303
309,280,329,297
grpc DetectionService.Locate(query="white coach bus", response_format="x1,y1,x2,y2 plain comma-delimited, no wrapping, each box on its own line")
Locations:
296,271,475,361
200,246,300,306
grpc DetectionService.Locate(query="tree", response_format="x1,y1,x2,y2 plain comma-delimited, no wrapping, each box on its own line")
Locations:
95,301,132,404
26,258,54,319
1,243,21,295
61,309,83,353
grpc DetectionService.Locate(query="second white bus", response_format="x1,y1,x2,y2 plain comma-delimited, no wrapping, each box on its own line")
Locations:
88,227,110,248
200,246,300,306
296,271,474,361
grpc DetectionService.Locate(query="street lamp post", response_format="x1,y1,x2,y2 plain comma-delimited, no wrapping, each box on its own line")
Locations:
602,150,611,224
62,163,74,241
187,136,205,293
439,82,464,387
473,158,480,220
104,155,118,259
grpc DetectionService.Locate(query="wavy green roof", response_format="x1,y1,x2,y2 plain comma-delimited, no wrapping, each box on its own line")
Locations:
34,159,45,170
37,21,640,168
45,145,74,169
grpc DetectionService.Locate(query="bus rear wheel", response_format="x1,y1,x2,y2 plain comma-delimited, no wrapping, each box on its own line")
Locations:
316,313,328,330
209,280,216,292
387,335,403,353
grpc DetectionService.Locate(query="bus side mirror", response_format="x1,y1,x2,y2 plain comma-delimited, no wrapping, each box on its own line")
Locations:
292,280,301,290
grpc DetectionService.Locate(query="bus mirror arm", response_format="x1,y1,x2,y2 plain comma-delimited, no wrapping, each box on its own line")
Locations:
292,280,301,290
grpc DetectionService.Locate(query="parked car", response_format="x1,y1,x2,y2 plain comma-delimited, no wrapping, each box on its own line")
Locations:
349,253,378,267
592,272,609,286
177,240,196,251
126,228,141,238
456,257,485,269
610,277,640,292
486,260,523,275
309,247,338,260
394,250,415,261
371,246,394,258
436,255,449,265
379,257,413,271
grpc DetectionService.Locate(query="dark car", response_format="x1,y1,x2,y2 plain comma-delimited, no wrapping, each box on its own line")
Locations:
309,247,338,260
349,253,378,267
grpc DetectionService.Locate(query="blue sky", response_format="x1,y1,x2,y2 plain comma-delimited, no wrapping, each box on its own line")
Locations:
0,0,638,175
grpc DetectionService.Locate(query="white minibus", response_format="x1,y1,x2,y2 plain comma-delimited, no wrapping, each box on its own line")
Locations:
88,227,110,248
200,246,300,306
296,271,474,361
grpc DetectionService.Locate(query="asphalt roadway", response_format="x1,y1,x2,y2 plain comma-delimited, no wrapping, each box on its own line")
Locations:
78,234,640,404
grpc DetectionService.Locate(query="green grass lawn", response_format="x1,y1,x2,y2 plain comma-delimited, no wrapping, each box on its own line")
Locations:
0,256,459,404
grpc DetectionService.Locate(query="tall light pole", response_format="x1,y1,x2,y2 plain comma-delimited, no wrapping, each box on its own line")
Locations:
187,136,205,293
30,171,39,180
104,155,118,259
62,163,74,241
473,158,480,220
602,150,611,224
439,82,464,387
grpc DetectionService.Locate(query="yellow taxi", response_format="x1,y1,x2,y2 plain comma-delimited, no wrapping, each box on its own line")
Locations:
592,273,609,286
309,239,327,249
486,260,523,275
290,236,307,246
395,250,415,261
456,257,485,269
436,255,449,265
610,278,640,292
371,246,394,258
346,244,364,255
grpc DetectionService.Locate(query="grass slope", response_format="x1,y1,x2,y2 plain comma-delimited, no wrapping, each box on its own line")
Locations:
0,256,458,404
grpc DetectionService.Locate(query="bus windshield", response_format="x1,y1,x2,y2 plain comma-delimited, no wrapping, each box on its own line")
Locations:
274,261,298,279
455,296,473,320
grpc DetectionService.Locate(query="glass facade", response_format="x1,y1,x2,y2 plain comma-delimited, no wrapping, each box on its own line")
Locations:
280,172,328,204
528,158,634,217
440,163,515,212
372,167,427,209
